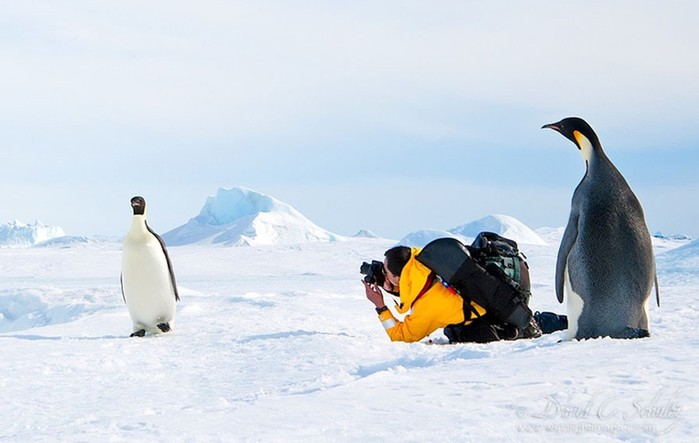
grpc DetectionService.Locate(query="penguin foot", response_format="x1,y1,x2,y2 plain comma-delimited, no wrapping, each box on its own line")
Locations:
613,327,650,339
157,323,171,333
130,329,146,337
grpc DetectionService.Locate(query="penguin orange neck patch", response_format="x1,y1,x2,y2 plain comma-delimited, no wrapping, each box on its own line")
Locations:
573,130,594,162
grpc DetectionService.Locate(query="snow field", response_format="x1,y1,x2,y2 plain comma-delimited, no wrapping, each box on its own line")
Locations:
1,235,697,441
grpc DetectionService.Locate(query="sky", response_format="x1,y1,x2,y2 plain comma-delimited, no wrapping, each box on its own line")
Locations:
2,1,698,240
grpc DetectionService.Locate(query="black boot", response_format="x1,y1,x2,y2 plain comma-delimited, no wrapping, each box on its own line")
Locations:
533,311,568,334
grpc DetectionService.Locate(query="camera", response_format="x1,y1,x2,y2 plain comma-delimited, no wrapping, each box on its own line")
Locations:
360,260,385,286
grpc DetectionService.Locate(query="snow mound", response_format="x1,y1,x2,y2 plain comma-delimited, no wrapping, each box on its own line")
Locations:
662,238,699,259
162,187,339,246
655,237,699,275
0,220,66,247
353,229,381,239
449,214,547,246
34,236,92,248
0,288,106,333
397,229,469,248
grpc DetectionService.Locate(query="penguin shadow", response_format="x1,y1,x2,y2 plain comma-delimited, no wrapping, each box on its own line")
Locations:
509,332,568,352
1,334,123,341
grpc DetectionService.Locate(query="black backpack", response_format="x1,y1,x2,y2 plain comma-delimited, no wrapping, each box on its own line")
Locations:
415,232,533,331
467,232,532,306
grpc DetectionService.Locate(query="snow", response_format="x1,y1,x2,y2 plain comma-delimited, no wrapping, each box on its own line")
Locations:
656,238,699,275
664,238,699,258
162,187,339,246
1,229,697,441
0,220,66,247
449,214,548,246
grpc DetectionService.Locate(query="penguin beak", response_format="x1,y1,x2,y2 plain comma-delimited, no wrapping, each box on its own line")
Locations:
542,123,560,132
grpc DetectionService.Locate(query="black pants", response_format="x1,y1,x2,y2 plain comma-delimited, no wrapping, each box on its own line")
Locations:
444,317,520,343
445,312,568,343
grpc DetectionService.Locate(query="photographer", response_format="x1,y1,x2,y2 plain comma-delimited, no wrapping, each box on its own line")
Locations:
363,246,491,343
363,245,567,343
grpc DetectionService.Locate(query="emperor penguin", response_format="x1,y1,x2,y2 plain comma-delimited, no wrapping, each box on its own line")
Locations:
121,196,180,337
542,117,659,340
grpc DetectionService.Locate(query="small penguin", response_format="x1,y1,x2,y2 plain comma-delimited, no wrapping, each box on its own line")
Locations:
121,196,179,337
542,117,659,340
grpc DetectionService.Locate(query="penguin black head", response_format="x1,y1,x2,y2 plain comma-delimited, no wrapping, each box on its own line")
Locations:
130,196,146,216
542,117,602,161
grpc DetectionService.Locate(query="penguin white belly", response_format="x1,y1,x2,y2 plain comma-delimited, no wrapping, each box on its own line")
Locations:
122,240,176,331
564,265,584,341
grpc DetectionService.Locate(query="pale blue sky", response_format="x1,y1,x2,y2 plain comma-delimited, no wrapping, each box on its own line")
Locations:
2,1,698,239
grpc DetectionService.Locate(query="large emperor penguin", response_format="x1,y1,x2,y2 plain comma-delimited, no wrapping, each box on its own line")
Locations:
542,117,659,340
121,196,179,337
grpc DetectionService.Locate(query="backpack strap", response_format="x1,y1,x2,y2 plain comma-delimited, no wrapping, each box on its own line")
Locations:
437,277,484,322
410,272,436,309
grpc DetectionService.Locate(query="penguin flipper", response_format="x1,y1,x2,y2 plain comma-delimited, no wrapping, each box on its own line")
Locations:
654,271,661,307
556,211,579,303
120,273,126,303
146,222,180,302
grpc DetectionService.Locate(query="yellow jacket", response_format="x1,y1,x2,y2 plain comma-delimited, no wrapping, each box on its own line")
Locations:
378,248,486,343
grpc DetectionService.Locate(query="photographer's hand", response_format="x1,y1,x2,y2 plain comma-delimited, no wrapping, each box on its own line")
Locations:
362,280,386,309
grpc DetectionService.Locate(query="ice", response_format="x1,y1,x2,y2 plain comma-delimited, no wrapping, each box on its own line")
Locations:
162,187,339,246
449,214,548,246
0,220,66,247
